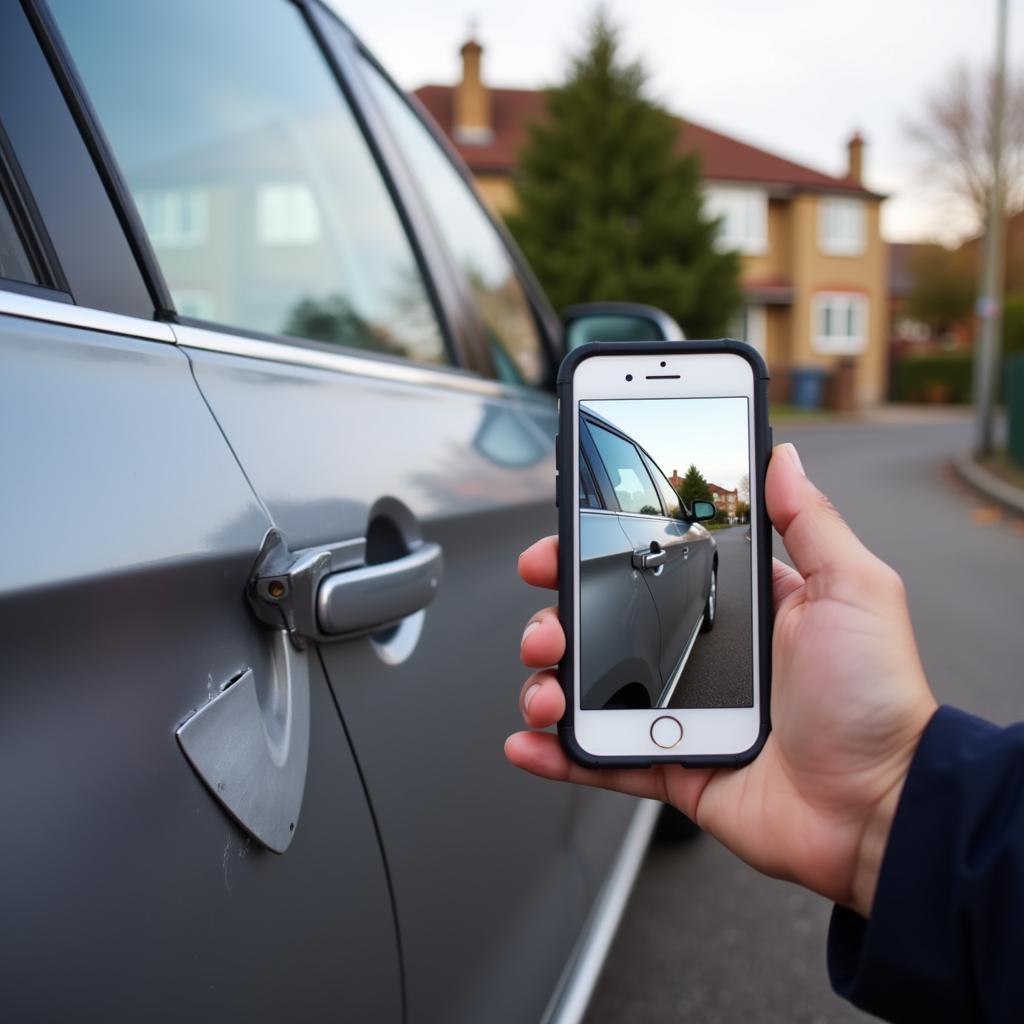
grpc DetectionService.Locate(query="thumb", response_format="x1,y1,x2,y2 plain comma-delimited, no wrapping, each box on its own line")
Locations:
766,443,879,591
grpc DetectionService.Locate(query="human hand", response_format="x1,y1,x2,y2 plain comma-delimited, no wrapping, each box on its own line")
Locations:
506,443,937,918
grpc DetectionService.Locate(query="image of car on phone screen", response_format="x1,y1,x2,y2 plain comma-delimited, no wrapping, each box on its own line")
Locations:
579,406,719,711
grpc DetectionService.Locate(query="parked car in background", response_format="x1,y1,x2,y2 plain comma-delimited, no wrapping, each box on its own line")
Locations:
579,408,718,710
0,1,681,1021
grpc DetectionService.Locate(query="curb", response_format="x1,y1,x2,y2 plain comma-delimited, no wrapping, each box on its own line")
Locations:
951,453,1024,517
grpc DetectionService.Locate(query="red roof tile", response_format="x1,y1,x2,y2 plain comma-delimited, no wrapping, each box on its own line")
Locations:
415,85,546,174
413,84,877,197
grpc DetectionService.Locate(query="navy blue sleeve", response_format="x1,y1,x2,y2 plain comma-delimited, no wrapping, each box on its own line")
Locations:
827,705,1024,1023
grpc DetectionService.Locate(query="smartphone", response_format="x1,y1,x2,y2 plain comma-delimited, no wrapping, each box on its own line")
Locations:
556,340,772,767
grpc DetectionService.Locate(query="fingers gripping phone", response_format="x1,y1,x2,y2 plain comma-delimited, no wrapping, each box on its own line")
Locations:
556,341,772,767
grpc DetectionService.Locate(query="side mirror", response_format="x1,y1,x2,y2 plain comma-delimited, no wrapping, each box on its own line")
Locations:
562,302,685,350
690,500,716,522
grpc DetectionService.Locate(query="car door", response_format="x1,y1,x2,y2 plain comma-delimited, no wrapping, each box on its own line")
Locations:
586,419,701,705
0,5,401,1019
578,454,664,710
40,2,616,1022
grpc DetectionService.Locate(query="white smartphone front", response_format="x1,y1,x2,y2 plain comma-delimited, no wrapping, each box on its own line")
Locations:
570,349,765,762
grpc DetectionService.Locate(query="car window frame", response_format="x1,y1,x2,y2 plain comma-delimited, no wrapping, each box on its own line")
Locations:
328,9,564,392
640,451,683,520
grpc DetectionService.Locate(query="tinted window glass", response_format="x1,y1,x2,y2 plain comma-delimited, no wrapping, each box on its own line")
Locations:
50,0,446,365
589,424,662,516
358,56,547,387
0,195,37,286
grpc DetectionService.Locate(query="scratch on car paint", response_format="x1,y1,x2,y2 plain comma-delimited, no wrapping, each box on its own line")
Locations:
222,834,233,893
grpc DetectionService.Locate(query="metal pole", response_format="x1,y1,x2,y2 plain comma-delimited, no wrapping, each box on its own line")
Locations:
974,0,1009,457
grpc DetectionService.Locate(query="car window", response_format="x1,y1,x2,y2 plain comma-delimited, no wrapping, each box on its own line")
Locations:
356,55,547,388
48,0,447,365
589,423,662,516
642,453,683,519
0,193,38,286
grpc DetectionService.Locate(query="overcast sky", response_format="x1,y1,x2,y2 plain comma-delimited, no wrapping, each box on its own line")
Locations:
584,397,749,493
335,0,1024,244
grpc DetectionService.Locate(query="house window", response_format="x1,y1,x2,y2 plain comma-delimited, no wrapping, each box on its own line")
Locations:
704,186,767,255
812,292,868,354
729,304,767,355
172,289,216,321
136,188,208,248
819,197,865,256
255,184,321,246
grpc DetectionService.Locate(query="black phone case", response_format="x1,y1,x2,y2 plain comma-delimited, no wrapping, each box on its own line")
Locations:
556,339,773,768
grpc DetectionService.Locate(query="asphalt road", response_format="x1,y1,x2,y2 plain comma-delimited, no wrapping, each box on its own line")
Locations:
670,525,753,709
585,413,1024,1024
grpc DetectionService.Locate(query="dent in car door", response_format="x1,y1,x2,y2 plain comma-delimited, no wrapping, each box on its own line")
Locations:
184,341,588,1024
0,315,401,1021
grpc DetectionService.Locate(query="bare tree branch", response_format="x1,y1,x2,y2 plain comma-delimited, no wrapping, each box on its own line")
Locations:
905,62,1024,232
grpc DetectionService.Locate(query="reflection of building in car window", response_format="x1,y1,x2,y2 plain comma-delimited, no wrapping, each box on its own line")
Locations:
614,468,648,507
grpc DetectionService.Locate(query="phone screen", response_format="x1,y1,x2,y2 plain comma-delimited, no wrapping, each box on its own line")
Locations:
578,396,753,711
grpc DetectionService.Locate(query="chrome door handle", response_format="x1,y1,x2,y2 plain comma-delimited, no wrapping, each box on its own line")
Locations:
317,542,443,636
632,547,667,570
248,528,444,647
681,546,690,560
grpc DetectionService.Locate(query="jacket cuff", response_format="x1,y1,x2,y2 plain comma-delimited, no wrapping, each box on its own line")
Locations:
827,705,1007,1022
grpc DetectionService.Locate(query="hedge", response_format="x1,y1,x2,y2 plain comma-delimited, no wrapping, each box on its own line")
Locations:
891,351,974,404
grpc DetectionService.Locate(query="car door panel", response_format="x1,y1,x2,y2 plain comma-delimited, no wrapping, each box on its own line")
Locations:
615,515,707,682
0,315,401,1021
183,337,595,1024
580,511,663,709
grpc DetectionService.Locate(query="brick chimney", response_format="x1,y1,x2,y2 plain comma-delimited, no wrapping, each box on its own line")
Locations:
454,33,493,145
846,131,864,185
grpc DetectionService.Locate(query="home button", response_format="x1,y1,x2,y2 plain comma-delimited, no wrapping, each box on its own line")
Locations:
650,715,683,749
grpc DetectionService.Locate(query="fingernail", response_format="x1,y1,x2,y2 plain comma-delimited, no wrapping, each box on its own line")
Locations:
521,620,541,646
523,682,541,712
784,443,805,476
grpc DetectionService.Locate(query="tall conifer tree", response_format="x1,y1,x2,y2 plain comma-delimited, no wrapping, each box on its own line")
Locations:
506,9,741,337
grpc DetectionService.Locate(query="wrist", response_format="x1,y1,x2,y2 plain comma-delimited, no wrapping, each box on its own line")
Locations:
848,703,937,918
848,778,903,918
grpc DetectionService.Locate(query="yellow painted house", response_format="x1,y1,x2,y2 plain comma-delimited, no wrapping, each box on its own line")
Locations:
416,38,889,405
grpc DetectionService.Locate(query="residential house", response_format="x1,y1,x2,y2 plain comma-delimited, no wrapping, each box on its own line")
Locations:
707,483,738,522
416,37,890,404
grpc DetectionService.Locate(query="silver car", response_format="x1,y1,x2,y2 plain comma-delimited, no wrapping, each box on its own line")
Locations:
0,1,685,1021
580,408,718,710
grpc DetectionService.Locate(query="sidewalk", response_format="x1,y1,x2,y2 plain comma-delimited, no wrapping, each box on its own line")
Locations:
771,403,974,427
952,452,1024,517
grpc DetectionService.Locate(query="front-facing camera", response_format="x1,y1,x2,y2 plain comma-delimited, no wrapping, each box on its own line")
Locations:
625,374,633,381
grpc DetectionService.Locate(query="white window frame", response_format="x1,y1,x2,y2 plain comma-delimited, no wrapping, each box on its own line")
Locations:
819,196,865,257
812,292,868,354
728,304,767,356
704,185,768,255
136,188,208,248
255,183,322,246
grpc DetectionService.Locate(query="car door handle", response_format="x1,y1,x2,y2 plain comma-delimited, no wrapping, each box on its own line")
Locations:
248,528,444,647
632,547,666,570
681,546,690,560
317,542,443,637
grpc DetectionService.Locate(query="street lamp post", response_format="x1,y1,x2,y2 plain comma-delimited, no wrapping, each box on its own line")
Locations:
974,0,1010,458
